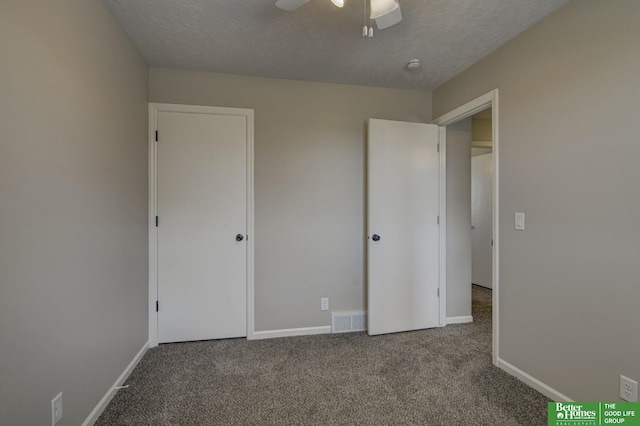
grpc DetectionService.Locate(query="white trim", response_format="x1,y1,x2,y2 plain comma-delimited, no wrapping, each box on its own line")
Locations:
148,103,255,347
148,104,158,347
491,95,500,367
497,358,573,402
438,127,447,327
246,108,256,340
81,341,149,426
252,326,332,340
432,89,500,366
446,315,473,324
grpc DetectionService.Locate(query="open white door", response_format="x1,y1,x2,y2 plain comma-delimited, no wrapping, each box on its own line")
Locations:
367,119,441,336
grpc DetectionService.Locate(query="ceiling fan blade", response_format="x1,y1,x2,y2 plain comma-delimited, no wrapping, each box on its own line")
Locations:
374,3,402,29
370,0,399,19
275,0,311,11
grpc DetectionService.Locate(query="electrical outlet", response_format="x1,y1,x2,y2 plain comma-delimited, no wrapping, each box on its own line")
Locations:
321,298,329,311
51,392,63,425
620,375,638,402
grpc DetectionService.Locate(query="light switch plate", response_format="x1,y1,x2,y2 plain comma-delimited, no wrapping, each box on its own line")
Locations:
515,212,525,231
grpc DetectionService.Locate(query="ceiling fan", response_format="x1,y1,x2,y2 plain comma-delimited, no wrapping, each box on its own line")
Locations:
275,0,402,30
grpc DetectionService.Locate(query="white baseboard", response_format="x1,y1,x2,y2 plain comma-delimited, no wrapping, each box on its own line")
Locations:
447,315,474,324
251,326,332,340
82,341,149,426
496,357,573,402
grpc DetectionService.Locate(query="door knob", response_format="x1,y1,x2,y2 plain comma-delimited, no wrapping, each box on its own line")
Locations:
372,234,381,242
236,234,244,242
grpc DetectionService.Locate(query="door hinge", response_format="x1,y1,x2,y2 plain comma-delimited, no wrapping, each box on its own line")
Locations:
155,216,158,227
437,288,440,298
155,130,158,142
437,143,440,153
437,216,440,225
491,239,494,247
156,301,159,312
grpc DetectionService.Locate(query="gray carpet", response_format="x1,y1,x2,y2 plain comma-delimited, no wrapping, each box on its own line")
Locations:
97,285,549,425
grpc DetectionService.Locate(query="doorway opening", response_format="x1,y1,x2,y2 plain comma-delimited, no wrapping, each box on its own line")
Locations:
471,108,493,292
433,89,499,365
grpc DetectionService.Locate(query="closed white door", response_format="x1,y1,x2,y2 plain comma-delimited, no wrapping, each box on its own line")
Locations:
157,111,248,343
368,119,441,336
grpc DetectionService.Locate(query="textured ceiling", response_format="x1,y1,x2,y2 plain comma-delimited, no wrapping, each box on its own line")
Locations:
104,0,569,91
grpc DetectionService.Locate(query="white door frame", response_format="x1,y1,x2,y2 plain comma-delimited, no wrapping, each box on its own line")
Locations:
148,103,255,347
432,89,500,366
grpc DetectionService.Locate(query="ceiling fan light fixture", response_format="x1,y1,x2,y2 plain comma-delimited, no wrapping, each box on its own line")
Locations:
370,0,399,19
331,0,345,7
374,4,402,29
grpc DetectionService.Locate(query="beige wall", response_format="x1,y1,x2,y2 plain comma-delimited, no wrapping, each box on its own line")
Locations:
434,0,640,401
150,68,432,331
446,119,472,319
0,1,149,424
472,118,492,143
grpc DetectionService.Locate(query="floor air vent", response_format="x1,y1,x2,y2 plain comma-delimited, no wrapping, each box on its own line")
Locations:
331,311,367,333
